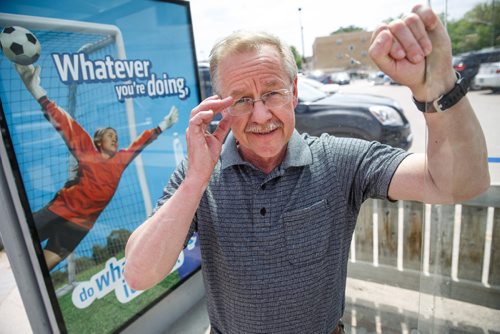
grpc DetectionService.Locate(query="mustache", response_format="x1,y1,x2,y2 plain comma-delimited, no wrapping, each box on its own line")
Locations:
245,120,284,133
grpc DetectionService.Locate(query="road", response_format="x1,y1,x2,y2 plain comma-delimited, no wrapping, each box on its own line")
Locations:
338,80,500,184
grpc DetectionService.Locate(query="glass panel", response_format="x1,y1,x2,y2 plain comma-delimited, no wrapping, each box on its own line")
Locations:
150,1,499,332
418,0,500,333
296,0,500,332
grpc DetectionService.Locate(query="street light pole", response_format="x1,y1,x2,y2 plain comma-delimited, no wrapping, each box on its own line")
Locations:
445,0,448,29
492,0,497,47
298,7,305,61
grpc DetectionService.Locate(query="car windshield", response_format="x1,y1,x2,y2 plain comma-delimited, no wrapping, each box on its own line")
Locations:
335,72,349,80
297,79,328,102
452,56,462,65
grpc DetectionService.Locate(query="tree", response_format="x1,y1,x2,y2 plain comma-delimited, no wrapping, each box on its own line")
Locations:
290,45,303,70
106,229,131,255
330,25,365,35
92,244,108,264
447,1,499,54
91,228,131,264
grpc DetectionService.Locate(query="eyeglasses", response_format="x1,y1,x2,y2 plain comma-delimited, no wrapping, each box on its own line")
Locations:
227,88,292,116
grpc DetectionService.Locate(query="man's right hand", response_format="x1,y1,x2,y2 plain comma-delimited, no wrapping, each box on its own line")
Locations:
125,94,234,291
185,95,234,188
14,64,47,101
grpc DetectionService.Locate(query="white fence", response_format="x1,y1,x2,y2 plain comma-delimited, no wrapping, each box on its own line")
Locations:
348,186,500,310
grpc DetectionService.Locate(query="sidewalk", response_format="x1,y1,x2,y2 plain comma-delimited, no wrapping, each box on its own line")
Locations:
0,251,32,334
0,250,210,334
2,248,499,333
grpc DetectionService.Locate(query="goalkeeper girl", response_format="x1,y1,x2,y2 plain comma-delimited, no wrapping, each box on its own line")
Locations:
15,64,179,270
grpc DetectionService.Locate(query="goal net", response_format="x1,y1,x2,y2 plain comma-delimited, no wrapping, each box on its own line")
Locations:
0,14,153,270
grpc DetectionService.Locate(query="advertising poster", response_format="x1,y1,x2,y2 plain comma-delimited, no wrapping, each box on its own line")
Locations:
0,1,201,332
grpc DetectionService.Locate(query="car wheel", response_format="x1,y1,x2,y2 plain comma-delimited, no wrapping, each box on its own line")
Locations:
470,82,481,91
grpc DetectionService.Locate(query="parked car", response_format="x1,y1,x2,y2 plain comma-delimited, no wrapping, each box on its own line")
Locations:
327,71,351,85
298,74,339,94
199,65,412,150
369,71,398,85
198,61,213,100
307,71,350,85
295,78,412,150
453,48,500,89
474,62,500,92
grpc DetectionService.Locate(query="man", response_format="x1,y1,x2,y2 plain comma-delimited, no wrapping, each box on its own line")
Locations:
15,64,179,270
124,5,490,334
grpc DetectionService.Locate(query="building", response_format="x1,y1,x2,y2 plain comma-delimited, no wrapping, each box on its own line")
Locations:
312,30,377,73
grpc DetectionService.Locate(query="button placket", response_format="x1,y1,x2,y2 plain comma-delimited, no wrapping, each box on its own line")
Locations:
254,181,270,227
259,180,270,217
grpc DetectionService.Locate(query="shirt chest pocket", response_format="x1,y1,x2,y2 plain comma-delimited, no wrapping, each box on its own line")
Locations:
283,199,334,266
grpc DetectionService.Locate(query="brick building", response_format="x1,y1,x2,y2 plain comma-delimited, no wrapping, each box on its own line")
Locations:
312,30,378,73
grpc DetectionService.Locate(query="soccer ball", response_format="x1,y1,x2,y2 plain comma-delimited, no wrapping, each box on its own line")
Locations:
0,26,41,65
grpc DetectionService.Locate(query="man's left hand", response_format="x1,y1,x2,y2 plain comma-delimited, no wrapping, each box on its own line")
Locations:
369,4,457,102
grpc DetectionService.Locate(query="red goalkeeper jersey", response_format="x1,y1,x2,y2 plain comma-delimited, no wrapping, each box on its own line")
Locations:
40,98,160,230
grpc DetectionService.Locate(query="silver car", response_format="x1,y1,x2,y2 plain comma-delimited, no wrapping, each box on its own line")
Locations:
475,62,500,92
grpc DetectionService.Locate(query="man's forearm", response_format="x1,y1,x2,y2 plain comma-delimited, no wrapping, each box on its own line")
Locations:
424,96,490,202
124,177,205,290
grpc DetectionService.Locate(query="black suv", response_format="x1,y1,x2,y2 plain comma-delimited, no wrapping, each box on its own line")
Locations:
295,79,412,150
453,48,500,89
198,62,213,100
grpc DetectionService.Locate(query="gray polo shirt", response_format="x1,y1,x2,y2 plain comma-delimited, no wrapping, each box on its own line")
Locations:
157,130,409,334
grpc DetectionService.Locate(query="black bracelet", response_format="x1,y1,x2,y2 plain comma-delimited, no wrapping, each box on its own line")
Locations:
413,71,469,113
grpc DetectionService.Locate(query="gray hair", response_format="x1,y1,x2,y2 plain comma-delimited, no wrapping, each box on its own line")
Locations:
209,31,298,94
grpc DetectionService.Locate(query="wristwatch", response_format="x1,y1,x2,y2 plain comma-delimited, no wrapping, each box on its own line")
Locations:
412,71,469,113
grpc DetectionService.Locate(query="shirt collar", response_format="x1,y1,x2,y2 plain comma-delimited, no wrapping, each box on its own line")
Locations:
220,130,312,170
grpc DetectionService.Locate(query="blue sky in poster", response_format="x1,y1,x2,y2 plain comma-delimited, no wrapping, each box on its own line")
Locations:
0,1,200,257
0,1,198,135
0,1,199,182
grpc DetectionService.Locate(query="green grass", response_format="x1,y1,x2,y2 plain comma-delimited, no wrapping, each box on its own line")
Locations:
54,258,181,333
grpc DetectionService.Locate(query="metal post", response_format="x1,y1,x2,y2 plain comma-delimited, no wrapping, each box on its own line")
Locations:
298,7,305,61
0,159,56,333
492,0,496,47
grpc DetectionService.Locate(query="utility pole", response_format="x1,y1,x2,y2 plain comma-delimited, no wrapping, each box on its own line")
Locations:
298,7,305,61
492,0,496,47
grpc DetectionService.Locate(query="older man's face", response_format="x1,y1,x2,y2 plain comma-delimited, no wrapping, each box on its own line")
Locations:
217,45,298,170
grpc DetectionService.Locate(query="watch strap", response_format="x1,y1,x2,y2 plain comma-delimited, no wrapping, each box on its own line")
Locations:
413,71,468,113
